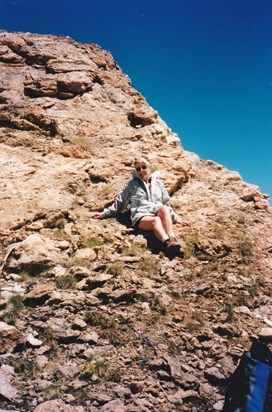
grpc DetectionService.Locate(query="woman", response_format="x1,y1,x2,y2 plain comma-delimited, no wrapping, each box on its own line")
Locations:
91,157,190,254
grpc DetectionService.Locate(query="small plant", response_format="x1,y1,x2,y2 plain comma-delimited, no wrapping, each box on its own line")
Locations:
4,293,24,324
182,227,199,258
81,358,121,382
170,290,180,299
21,138,35,147
222,304,234,322
212,225,225,239
7,357,39,379
150,294,167,315
107,367,122,383
73,137,93,152
39,327,57,350
85,311,125,346
146,313,161,325
236,296,248,307
81,237,102,248
246,284,257,298
94,359,109,377
97,184,114,200
44,384,62,400
106,262,124,276
52,229,70,241
185,269,197,281
18,270,42,282
9,293,24,313
69,257,92,268
185,310,205,332
139,257,159,277
71,387,89,403
85,311,112,328
238,238,254,264
55,274,76,289
236,215,246,225
123,241,146,256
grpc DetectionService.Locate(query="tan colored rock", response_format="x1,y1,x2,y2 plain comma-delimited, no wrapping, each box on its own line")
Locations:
100,400,126,412
24,284,55,306
0,322,24,354
74,247,97,261
0,365,19,402
2,234,69,274
80,330,99,344
34,400,85,412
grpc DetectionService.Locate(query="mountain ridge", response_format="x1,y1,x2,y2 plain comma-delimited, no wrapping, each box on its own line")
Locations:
0,30,271,412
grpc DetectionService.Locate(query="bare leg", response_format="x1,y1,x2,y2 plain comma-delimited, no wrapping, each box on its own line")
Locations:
156,205,174,237
138,215,168,242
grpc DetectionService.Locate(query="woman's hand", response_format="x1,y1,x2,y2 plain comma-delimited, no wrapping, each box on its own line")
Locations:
91,212,103,219
177,220,191,227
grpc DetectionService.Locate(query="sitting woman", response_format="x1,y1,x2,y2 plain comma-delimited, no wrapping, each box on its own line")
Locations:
91,157,190,254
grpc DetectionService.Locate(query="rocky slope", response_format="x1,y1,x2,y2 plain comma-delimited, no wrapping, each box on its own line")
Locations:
0,30,271,412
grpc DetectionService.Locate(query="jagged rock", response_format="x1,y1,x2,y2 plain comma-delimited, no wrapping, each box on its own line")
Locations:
76,273,113,290
100,399,126,411
111,288,137,303
213,400,225,411
45,317,81,342
74,247,97,261
0,321,25,353
2,234,68,274
72,318,87,330
167,388,199,403
26,332,43,347
0,365,19,402
204,356,236,385
80,330,99,344
164,356,199,389
34,400,85,412
89,392,112,404
35,355,48,369
24,284,55,306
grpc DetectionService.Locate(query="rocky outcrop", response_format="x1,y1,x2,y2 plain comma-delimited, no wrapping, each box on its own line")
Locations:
0,30,272,411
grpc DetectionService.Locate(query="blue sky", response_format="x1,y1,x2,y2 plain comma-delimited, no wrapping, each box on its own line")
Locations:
1,0,271,199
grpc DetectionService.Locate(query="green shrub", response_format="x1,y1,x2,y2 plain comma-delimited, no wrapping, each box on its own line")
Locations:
212,225,225,239
55,274,76,289
81,237,102,248
85,311,125,346
4,293,24,324
139,257,159,277
7,357,39,379
238,238,254,263
222,304,234,322
106,262,124,276
69,257,92,268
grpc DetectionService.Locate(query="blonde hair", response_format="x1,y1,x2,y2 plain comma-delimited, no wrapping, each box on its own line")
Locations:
133,156,151,168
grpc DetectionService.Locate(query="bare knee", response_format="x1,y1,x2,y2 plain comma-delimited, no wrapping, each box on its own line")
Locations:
157,205,169,217
152,216,163,229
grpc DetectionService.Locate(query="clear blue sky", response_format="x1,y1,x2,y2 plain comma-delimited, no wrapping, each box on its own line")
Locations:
1,0,271,199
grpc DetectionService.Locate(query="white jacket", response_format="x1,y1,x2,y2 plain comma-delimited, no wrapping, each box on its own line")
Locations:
100,171,180,226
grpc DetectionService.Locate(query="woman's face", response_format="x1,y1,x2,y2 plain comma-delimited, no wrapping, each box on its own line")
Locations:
135,162,150,181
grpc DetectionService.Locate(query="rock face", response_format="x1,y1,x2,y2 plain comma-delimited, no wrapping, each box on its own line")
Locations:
0,30,272,411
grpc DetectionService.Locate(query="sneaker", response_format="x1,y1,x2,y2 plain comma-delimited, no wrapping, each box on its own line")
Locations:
164,238,181,255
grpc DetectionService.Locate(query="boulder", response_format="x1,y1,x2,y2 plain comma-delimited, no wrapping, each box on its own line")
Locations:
34,400,84,412
0,365,20,402
0,321,24,354
2,234,68,274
